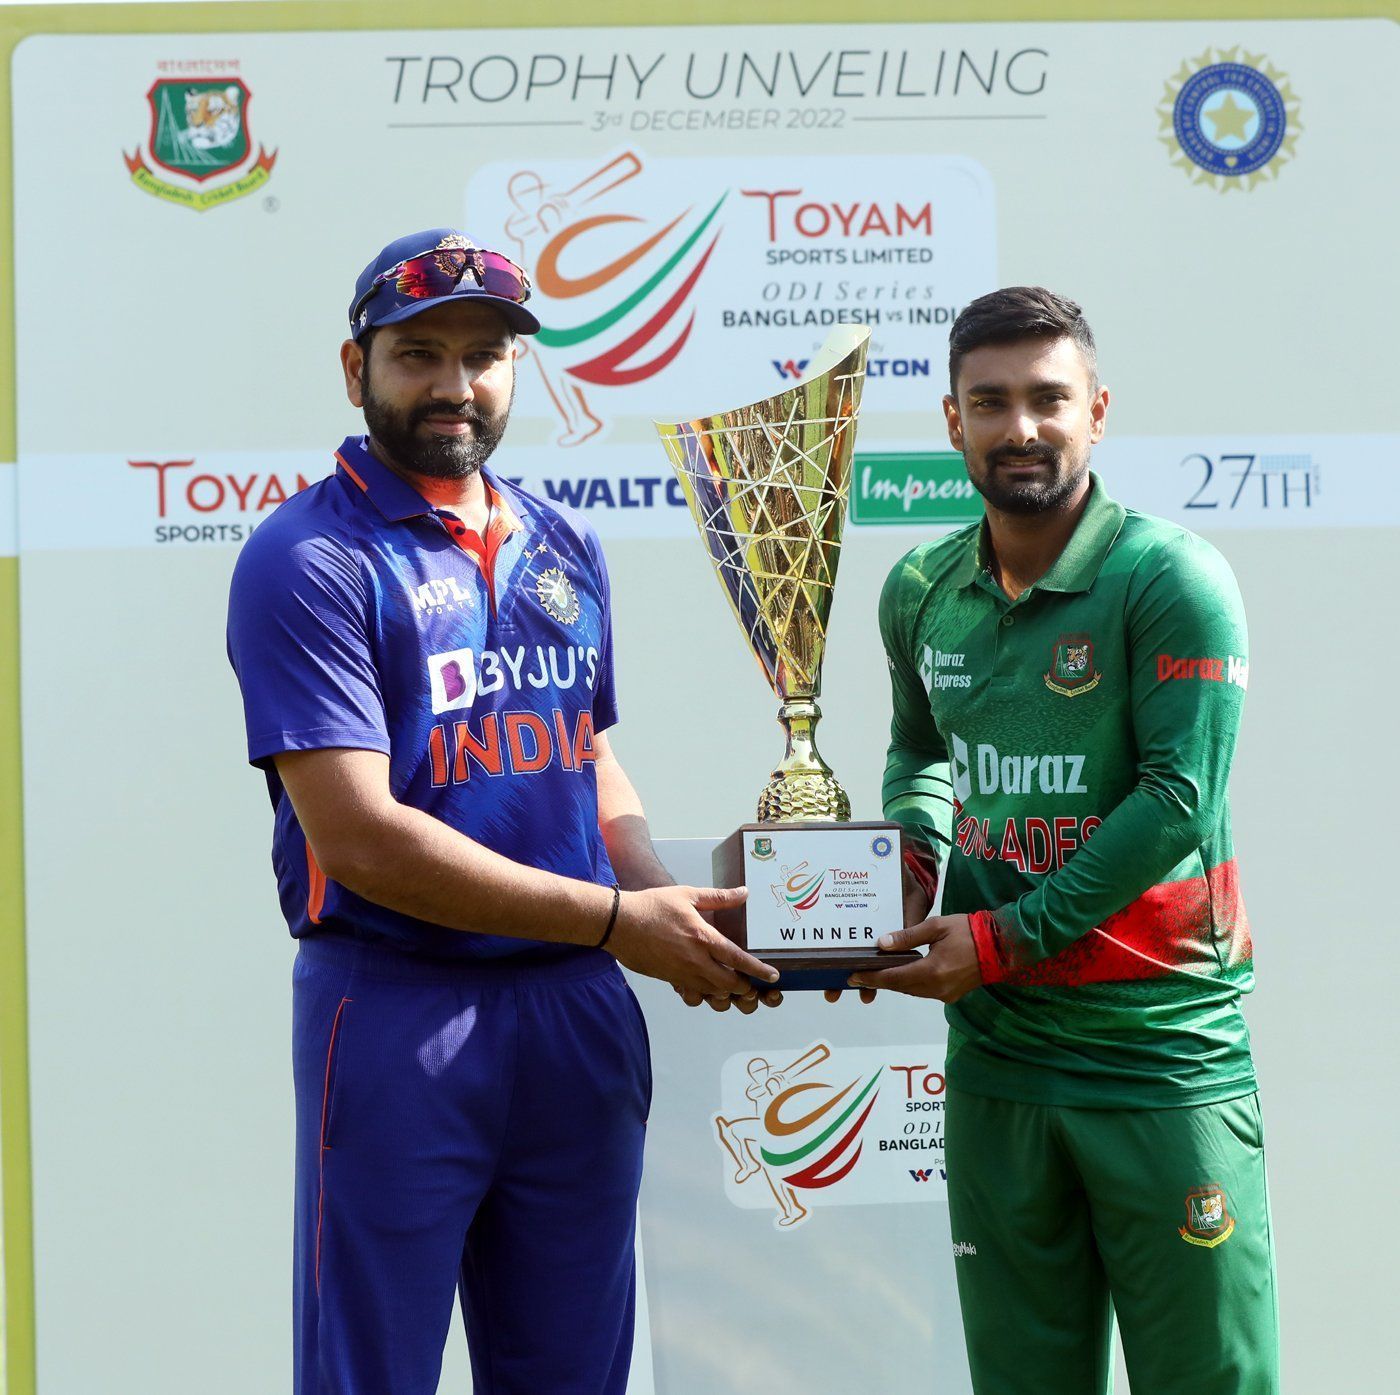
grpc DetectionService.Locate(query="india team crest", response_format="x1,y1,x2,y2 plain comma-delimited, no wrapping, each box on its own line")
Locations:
1044,632,1101,697
1180,1183,1236,1248
535,567,580,625
124,71,277,212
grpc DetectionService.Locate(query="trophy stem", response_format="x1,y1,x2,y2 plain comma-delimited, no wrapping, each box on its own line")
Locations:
756,698,852,823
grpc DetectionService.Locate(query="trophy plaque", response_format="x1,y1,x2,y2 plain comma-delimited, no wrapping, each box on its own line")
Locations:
655,326,917,987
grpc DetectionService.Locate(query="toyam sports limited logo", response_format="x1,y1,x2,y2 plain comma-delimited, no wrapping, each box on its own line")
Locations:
128,456,321,544
125,67,278,211
468,149,993,455
1159,47,1300,192
714,1041,948,1230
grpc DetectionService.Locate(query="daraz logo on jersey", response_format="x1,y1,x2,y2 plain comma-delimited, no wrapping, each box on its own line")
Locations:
1157,654,1249,689
949,732,1088,800
428,644,600,715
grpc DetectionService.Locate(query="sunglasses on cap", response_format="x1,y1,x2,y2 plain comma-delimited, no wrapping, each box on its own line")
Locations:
350,240,533,330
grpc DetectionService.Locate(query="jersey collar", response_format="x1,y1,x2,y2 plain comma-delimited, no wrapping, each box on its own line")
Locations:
333,434,524,537
956,471,1125,595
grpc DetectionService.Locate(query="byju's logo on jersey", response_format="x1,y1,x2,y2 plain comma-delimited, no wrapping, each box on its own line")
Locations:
1045,633,1101,697
124,69,278,211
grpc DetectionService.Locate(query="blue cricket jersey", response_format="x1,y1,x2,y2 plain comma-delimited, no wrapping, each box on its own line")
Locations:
227,434,619,960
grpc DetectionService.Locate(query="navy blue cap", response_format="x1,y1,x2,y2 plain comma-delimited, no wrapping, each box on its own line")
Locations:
349,228,541,339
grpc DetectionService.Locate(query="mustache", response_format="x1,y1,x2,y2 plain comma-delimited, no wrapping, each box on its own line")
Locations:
986,444,1059,468
411,402,490,428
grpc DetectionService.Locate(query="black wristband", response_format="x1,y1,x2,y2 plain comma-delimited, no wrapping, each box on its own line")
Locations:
595,883,622,949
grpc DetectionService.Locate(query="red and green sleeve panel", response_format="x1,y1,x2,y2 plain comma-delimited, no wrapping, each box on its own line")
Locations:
878,477,1257,1107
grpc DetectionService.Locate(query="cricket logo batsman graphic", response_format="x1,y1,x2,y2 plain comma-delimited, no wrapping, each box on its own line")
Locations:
501,150,725,445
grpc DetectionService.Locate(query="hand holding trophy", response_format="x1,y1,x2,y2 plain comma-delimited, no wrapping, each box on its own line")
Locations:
655,325,918,991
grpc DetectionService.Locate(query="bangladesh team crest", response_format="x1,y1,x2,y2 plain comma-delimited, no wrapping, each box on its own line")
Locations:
751,836,776,861
1180,1183,1236,1248
125,73,277,212
1045,633,1101,697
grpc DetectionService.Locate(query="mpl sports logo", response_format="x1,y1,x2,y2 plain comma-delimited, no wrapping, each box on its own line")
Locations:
125,64,277,211
714,1041,948,1231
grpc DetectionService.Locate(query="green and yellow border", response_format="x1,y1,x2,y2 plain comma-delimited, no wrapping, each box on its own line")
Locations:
0,1,1387,1389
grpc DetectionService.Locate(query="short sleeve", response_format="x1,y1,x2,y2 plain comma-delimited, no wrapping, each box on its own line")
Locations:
586,526,619,733
226,527,389,767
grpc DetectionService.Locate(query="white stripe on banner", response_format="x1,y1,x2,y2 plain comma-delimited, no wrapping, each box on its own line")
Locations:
14,435,1400,551
0,463,16,558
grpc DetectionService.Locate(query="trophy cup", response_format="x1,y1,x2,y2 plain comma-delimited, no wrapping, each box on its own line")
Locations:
655,325,917,987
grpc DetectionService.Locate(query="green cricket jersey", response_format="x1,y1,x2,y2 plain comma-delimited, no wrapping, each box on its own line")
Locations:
879,474,1256,1108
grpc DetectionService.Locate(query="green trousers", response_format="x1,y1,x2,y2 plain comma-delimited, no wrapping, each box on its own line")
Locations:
945,1089,1279,1394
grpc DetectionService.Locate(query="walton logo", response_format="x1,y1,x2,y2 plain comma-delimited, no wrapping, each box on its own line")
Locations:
774,357,931,380
124,69,277,211
501,149,724,445
909,1169,945,1183
714,1043,881,1231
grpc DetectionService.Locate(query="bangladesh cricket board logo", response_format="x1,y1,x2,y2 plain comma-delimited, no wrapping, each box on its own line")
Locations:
125,75,277,212
1045,632,1102,698
1180,1183,1235,1248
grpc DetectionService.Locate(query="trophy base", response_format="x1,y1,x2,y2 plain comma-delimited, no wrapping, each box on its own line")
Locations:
712,821,918,991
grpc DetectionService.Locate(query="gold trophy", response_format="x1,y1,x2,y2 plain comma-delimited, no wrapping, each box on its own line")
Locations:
655,326,915,985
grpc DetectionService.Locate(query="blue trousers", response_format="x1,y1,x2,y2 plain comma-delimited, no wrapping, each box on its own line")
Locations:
292,938,652,1394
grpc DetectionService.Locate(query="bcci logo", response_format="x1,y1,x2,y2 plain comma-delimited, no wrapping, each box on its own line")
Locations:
1159,48,1301,192
535,567,580,625
1044,633,1101,698
125,72,277,212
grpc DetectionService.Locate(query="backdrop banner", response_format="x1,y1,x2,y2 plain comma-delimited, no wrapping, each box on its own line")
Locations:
7,11,1398,1395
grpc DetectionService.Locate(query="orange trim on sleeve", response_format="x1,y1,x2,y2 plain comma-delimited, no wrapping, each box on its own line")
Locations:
306,843,328,925
334,450,370,493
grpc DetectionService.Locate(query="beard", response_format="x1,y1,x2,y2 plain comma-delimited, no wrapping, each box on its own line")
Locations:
967,442,1089,515
361,360,512,481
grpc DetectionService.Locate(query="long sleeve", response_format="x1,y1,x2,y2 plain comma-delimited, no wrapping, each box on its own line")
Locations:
973,533,1248,978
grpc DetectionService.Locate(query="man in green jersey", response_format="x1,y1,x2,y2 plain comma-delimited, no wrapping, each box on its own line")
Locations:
852,288,1278,1393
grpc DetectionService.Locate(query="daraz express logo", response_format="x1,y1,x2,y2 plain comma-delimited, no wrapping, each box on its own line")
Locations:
428,644,600,714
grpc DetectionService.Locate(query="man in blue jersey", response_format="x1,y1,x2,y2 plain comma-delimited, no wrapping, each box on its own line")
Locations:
227,229,779,1395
